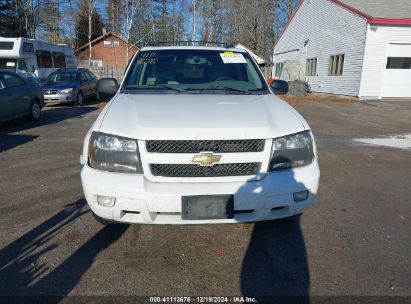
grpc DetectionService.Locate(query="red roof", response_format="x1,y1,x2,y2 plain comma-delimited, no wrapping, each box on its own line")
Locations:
274,0,411,49
75,32,138,54
331,0,411,25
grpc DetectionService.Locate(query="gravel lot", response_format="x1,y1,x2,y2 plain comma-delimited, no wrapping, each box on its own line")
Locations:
0,97,410,303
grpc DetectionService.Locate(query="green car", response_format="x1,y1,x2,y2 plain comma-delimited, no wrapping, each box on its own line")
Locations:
0,70,44,123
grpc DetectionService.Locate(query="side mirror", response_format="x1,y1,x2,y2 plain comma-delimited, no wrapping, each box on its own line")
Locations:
270,80,289,95
97,78,119,99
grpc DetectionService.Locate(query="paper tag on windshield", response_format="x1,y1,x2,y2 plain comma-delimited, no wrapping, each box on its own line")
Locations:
6,62,15,67
220,52,247,64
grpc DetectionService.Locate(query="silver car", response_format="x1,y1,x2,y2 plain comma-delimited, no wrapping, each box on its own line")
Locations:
0,70,44,123
41,68,97,106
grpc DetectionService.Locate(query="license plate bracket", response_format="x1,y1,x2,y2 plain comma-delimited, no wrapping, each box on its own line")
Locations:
182,195,234,220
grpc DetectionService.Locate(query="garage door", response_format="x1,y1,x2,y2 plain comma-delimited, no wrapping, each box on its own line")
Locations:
382,43,411,98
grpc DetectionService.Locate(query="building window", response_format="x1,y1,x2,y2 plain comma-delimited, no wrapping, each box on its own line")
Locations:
306,58,317,76
329,54,344,76
89,60,103,67
36,50,53,68
275,62,284,77
103,40,112,48
52,52,66,68
112,40,120,48
386,57,411,69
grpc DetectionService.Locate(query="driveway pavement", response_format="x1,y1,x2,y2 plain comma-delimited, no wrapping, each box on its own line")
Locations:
0,97,410,303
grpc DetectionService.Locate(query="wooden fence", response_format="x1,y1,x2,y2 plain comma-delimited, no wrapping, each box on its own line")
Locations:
80,66,126,82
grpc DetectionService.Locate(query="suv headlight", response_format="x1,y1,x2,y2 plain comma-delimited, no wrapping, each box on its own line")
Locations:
269,131,314,171
60,88,73,94
88,132,143,174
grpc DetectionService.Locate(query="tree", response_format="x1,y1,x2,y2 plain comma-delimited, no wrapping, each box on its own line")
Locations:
223,0,279,59
190,0,198,43
106,0,121,35
0,0,20,37
74,0,103,47
74,0,104,67
123,0,141,63
168,0,186,43
280,0,298,21
128,0,155,47
15,0,46,38
198,0,224,45
151,0,173,43
124,0,186,48
40,0,60,43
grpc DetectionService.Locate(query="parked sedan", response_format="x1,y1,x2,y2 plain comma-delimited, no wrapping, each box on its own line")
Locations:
41,68,98,106
0,70,44,123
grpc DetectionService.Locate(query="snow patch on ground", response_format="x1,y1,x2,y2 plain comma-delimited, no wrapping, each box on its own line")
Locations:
355,134,411,150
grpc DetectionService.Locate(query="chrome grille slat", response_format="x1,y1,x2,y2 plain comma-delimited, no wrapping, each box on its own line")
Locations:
150,163,261,178
146,139,265,153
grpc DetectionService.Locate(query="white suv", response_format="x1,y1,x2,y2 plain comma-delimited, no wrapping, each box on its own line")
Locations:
80,46,320,224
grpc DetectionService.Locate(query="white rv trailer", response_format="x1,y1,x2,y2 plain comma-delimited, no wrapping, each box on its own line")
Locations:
0,37,76,81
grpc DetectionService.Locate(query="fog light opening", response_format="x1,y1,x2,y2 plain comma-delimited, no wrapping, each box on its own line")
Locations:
97,195,116,207
66,96,71,101
293,190,309,202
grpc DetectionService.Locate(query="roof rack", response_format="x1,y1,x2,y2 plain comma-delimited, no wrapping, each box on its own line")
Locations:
144,40,228,48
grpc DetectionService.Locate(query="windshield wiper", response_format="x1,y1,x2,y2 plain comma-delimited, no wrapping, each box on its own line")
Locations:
124,85,184,92
184,86,255,95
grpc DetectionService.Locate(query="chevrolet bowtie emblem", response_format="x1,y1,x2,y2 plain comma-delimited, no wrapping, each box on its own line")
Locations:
192,153,222,166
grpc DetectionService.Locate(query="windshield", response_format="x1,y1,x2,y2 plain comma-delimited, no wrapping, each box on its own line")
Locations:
123,49,268,94
0,58,17,71
21,72,40,84
46,72,78,83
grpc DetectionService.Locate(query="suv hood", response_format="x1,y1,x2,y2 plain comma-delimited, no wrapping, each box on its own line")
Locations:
98,94,307,140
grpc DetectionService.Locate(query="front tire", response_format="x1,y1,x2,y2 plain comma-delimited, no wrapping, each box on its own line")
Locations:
75,91,84,106
28,100,41,121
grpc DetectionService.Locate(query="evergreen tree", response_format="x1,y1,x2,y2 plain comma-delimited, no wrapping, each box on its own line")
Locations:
152,0,173,43
74,2,104,48
0,0,21,37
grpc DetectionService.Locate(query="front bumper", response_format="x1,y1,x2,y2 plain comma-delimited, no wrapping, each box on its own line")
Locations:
43,92,74,104
80,159,320,224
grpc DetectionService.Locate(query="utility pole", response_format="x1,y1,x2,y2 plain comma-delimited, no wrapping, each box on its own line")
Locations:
88,1,95,67
126,0,129,63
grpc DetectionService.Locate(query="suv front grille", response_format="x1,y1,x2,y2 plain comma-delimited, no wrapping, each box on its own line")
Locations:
150,163,261,178
146,140,265,153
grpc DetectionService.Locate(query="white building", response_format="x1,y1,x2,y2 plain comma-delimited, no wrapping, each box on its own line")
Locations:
273,0,411,99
